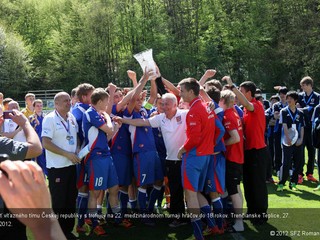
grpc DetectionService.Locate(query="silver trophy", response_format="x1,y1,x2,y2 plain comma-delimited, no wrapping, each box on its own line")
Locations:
282,128,298,146
134,49,158,79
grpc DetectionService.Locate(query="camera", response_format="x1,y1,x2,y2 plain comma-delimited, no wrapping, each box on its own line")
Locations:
3,110,13,119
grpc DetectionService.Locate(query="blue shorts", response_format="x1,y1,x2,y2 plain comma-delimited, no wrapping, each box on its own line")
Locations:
133,151,164,187
112,153,133,186
181,148,211,192
205,153,226,194
85,155,119,190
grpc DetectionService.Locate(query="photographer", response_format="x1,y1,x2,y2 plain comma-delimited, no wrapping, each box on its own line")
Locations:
0,160,66,240
0,109,42,240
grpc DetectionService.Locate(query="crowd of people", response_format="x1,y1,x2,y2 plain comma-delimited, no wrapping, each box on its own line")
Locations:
0,69,319,240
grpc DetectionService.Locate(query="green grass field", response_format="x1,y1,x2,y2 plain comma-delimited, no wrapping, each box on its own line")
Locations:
27,164,320,240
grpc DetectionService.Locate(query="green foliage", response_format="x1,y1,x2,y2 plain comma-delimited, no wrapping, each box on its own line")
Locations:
0,0,319,99
0,26,32,98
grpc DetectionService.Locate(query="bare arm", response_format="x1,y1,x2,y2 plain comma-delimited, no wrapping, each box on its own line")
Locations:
199,88,212,103
127,70,150,113
42,137,80,164
199,69,216,87
100,112,121,141
147,77,158,105
115,89,135,113
127,70,138,87
1,127,21,139
282,123,292,146
161,77,180,96
0,160,66,240
222,76,254,112
224,129,240,146
106,83,117,115
296,127,304,146
10,110,42,158
114,116,151,127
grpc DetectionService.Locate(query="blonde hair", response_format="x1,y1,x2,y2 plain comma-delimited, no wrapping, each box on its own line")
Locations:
220,90,235,108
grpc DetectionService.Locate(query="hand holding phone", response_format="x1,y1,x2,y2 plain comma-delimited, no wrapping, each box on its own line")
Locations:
3,110,14,119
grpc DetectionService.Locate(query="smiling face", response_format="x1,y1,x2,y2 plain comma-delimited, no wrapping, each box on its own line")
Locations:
113,90,124,104
156,98,164,113
179,85,192,103
162,98,176,116
34,102,43,114
134,94,144,111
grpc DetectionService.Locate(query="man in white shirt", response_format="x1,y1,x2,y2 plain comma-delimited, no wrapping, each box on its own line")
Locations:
114,93,188,227
42,92,80,240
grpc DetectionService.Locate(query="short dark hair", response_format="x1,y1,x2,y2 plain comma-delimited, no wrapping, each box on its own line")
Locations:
240,81,256,97
206,86,221,103
71,87,78,98
91,88,109,105
256,88,262,95
33,99,43,107
278,86,288,95
270,95,280,102
3,98,13,105
286,91,299,101
205,79,223,91
178,78,200,96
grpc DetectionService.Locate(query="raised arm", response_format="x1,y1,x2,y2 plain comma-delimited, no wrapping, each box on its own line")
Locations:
105,83,117,115
161,77,180,97
199,69,216,87
127,70,138,87
127,70,151,113
222,76,254,112
10,110,42,158
147,77,158,105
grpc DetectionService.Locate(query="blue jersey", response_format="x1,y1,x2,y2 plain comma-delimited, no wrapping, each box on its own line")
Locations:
298,91,320,128
273,101,288,133
280,106,305,138
234,104,243,119
213,102,226,153
72,102,90,146
150,108,167,161
124,107,157,153
110,104,132,155
29,113,45,140
83,107,111,157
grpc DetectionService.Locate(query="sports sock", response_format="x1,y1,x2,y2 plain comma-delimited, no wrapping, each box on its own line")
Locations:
200,205,215,228
212,197,223,229
148,185,162,212
119,190,129,216
191,218,203,240
138,188,147,212
129,199,137,210
76,192,88,227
